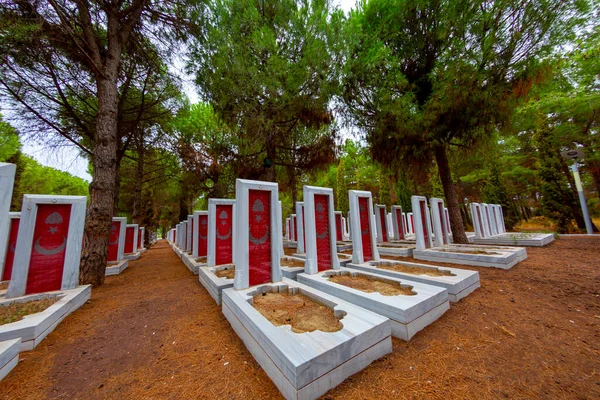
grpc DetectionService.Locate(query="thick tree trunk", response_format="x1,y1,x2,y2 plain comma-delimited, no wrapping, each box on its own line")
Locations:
79,76,119,286
434,145,468,244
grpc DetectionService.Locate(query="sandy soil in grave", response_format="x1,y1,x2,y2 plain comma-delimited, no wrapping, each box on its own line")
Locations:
0,298,59,325
253,292,342,333
0,237,599,399
280,259,305,268
377,262,456,277
283,247,296,256
214,266,235,279
329,273,416,296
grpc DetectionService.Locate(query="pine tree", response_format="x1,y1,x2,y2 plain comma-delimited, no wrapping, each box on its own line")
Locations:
535,122,574,233
378,170,391,207
337,159,349,214
483,160,517,229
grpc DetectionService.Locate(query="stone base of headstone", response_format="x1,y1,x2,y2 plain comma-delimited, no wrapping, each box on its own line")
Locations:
335,242,353,252
279,256,306,280
221,278,392,400
181,252,205,275
198,264,235,305
346,260,480,303
138,248,147,253
473,232,555,247
105,260,129,276
290,252,352,268
283,240,297,248
0,338,20,382
376,242,415,257
413,244,527,269
0,285,90,351
124,252,141,261
298,269,449,341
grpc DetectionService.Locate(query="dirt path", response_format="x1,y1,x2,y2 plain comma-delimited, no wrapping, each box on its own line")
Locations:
1,238,599,399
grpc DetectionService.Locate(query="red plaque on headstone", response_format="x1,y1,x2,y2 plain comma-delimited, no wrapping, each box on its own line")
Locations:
410,215,414,233
197,215,209,257
358,197,373,261
138,227,143,248
26,204,71,294
315,195,332,271
125,226,135,253
395,210,405,240
291,215,297,241
248,190,271,286
2,218,19,281
107,221,120,262
214,205,232,264
419,200,430,248
335,213,342,242
379,208,388,242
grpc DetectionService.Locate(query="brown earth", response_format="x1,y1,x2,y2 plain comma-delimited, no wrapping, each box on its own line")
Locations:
252,292,342,333
214,266,235,279
283,247,296,256
0,238,599,399
280,258,305,268
376,262,455,277
0,298,59,325
328,272,417,296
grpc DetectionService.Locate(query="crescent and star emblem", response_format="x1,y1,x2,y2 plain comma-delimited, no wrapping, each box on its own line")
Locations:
108,224,119,245
315,200,329,240
215,210,231,241
249,198,269,245
34,211,67,256
198,218,208,239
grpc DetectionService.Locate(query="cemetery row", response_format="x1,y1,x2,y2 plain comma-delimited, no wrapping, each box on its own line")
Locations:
167,179,553,400
0,162,156,381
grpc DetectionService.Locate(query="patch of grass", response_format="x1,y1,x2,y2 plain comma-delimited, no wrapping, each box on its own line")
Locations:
0,298,59,326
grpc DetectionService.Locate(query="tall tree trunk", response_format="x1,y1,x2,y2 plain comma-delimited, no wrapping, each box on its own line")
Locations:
79,76,119,286
113,161,121,215
434,145,468,244
133,133,144,224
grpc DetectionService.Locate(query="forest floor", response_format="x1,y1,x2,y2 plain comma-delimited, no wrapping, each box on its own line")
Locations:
0,238,599,399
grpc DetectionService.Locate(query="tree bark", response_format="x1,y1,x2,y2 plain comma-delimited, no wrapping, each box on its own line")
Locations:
133,131,144,224
113,161,121,215
79,76,119,286
434,145,468,244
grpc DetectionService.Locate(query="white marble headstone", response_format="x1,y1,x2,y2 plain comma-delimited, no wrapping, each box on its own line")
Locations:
6,195,87,298
0,163,16,278
303,186,340,274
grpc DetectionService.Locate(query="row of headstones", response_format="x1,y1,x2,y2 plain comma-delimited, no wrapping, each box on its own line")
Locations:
470,203,506,239
284,195,507,253
168,199,238,267
1,162,148,299
283,198,507,254
286,200,435,251
107,217,146,262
